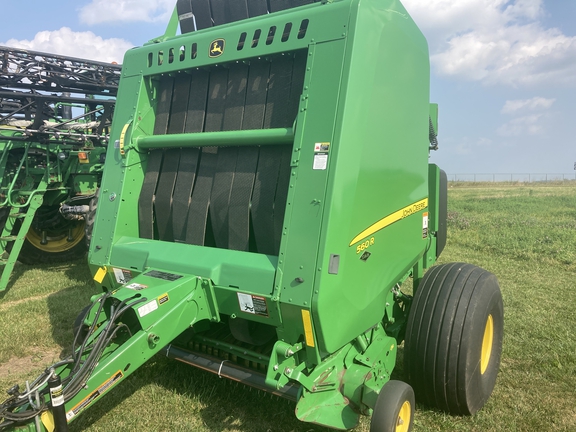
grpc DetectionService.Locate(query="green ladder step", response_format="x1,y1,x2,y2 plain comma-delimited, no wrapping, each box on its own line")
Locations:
0,236,17,242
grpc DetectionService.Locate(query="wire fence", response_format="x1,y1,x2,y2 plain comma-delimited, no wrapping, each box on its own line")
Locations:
448,173,576,183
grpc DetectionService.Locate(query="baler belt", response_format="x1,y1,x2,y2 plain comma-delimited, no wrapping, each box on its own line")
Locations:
211,147,237,248
138,150,164,239
179,0,319,33
247,0,268,18
168,75,192,134
155,148,181,241
228,147,258,251
145,52,305,254
210,63,248,249
264,56,294,129
251,146,283,255
204,68,228,133
186,147,218,245
153,77,174,135
176,0,196,34
189,0,212,31
209,0,228,26
184,69,210,133
171,148,200,242
242,60,270,130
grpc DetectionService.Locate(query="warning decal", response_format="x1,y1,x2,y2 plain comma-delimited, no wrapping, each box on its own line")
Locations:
113,268,132,284
66,371,123,421
422,212,429,239
138,299,159,317
158,293,169,305
237,293,269,317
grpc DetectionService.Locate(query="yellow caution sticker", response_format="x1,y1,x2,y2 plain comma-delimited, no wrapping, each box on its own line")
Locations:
301,309,315,347
66,370,123,421
158,293,169,305
349,198,428,246
93,267,107,284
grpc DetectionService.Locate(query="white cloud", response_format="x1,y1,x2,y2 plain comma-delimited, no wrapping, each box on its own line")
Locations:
501,97,555,114
79,0,174,25
2,28,133,64
402,0,576,87
497,113,546,136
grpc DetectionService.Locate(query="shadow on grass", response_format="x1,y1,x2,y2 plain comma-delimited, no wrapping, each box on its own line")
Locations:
68,354,334,432
45,260,101,357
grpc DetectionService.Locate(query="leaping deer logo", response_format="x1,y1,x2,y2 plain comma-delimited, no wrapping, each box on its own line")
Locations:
209,39,225,57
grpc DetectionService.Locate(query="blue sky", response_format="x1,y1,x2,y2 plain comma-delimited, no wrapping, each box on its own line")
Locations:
1,0,574,176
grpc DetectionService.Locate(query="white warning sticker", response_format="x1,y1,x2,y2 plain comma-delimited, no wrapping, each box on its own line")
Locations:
313,153,328,170
138,300,158,318
237,293,269,317
113,268,132,284
423,212,429,239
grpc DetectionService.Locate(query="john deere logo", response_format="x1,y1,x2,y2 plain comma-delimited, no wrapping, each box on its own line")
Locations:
209,39,225,58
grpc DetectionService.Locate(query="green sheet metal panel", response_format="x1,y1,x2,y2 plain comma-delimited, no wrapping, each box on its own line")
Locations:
310,0,431,354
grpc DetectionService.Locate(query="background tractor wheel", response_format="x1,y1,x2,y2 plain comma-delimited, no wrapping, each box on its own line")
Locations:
16,206,87,265
370,380,414,432
404,262,503,415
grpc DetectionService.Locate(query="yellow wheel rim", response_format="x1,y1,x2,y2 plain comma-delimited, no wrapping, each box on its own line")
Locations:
396,400,411,432
26,222,85,253
481,314,494,375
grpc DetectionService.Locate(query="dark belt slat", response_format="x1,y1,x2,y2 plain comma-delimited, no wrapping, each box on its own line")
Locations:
191,0,213,30
228,147,258,251
226,0,249,23
210,147,238,248
185,69,210,133
251,146,282,255
172,148,200,242
223,63,249,131
138,150,164,239
177,0,196,33
209,0,227,26
291,0,314,8
242,60,270,130
247,0,268,17
154,149,181,242
168,74,192,134
153,77,174,135
263,56,294,129
268,0,292,12
204,68,228,132
210,63,248,248
186,147,218,245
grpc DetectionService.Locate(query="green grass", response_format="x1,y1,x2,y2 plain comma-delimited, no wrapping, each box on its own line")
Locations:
1,182,575,431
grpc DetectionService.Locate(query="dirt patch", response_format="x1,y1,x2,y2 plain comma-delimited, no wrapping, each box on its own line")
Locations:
0,348,62,380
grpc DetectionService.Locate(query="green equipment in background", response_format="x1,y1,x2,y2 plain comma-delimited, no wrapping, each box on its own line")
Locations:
0,1,503,431
0,46,121,291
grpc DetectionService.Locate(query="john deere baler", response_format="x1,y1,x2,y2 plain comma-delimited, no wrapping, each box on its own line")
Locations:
0,1,503,431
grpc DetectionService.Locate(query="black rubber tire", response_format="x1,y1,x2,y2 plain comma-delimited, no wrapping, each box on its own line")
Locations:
370,380,415,432
404,262,503,415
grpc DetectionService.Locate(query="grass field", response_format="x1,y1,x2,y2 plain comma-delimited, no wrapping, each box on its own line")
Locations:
1,181,575,431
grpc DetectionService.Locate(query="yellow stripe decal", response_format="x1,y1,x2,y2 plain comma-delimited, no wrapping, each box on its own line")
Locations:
301,309,315,347
349,198,428,246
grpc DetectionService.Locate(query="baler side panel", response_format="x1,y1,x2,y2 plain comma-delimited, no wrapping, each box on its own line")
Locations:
312,0,432,354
